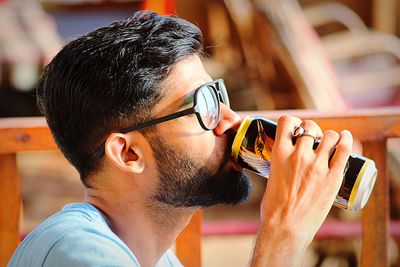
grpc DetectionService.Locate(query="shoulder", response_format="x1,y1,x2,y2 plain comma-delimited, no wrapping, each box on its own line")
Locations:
43,229,139,266
41,202,139,266
9,202,139,267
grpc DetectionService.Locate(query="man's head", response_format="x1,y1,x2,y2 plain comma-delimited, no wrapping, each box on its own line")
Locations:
37,11,250,207
37,11,202,185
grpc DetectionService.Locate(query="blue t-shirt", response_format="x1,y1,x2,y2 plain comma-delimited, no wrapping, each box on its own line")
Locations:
8,202,183,267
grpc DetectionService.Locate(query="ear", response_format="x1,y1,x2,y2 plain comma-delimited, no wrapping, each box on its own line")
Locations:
104,133,145,174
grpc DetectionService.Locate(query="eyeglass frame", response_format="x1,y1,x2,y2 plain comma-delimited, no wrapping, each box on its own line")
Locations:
95,79,229,157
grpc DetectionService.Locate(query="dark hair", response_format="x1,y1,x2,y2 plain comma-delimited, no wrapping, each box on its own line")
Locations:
37,11,203,186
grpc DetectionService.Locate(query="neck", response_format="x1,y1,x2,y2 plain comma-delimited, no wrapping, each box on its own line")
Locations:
84,188,196,267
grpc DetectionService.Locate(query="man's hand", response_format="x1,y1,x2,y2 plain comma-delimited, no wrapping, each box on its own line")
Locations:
250,116,353,266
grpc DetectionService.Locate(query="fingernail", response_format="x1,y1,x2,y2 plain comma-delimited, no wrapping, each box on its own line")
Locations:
341,129,351,135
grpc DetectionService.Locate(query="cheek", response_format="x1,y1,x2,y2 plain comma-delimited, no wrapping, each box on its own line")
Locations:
140,141,161,189
171,132,213,154
157,121,227,163
170,132,221,163
186,134,228,171
189,135,217,160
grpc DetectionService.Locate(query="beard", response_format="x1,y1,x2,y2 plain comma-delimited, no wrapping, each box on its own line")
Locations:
148,131,251,208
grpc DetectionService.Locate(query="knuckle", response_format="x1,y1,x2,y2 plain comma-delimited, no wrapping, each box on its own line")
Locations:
339,131,353,145
277,115,293,125
341,130,354,143
323,130,340,141
337,138,353,154
278,115,302,126
301,120,322,134
301,119,317,128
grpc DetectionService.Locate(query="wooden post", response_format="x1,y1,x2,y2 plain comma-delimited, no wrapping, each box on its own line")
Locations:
372,0,397,34
175,210,203,267
0,154,20,267
361,141,389,267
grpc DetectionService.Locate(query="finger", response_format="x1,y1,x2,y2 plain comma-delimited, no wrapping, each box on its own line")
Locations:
329,130,353,171
275,115,302,152
295,120,323,151
315,130,340,162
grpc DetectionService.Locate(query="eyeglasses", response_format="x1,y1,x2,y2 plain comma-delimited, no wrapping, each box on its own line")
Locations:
95,79,230,157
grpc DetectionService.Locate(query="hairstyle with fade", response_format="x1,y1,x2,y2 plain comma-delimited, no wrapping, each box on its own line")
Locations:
37,11,203,187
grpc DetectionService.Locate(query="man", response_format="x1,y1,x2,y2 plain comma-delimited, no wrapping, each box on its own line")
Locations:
9,11,352,266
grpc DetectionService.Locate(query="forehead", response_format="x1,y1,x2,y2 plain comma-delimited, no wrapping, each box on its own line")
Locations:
154,55,212,114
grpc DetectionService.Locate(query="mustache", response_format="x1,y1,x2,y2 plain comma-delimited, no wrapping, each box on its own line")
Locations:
220,129,237,167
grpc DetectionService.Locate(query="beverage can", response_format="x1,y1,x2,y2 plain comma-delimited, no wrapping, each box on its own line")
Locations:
232,116,377,211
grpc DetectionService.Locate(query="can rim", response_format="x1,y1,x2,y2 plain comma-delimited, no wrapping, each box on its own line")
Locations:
347,159,373,211
231,116,253,161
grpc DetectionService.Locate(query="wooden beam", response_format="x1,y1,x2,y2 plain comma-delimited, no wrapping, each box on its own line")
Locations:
0,117,56,154
361,141,389,267
239,107,400,141
1,107,399,154
0,128,56,154
0,154,20,267
175,210,202,267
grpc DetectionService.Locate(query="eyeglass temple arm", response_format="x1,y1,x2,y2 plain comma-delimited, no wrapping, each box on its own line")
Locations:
94,107,195,158
119,108,195,133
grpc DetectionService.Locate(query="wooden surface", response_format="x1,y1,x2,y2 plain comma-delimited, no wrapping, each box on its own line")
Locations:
1,108,399,145
240,107,400,141
0,154,20,267
0,117,56,154
175,211,203,267
372,0,397,34
361,141,389,267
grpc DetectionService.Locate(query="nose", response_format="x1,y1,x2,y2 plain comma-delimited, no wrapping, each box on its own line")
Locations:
213,104,242,136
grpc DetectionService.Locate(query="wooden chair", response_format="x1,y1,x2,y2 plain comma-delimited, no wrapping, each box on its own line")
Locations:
1,108,400,266
302,1,400,107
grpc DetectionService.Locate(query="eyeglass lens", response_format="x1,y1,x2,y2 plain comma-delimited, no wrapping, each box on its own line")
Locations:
198,86,219,129
216,81,230,108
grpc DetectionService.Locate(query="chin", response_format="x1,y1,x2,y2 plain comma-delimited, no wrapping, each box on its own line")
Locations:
196,170,252,208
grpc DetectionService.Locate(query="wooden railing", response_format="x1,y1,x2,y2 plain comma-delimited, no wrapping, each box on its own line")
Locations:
1,107,399,267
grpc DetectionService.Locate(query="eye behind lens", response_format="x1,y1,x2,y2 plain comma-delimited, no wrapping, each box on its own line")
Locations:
198,86,219,129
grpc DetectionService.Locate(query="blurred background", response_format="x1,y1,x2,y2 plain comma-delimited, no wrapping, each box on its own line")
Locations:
1,0,400,266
